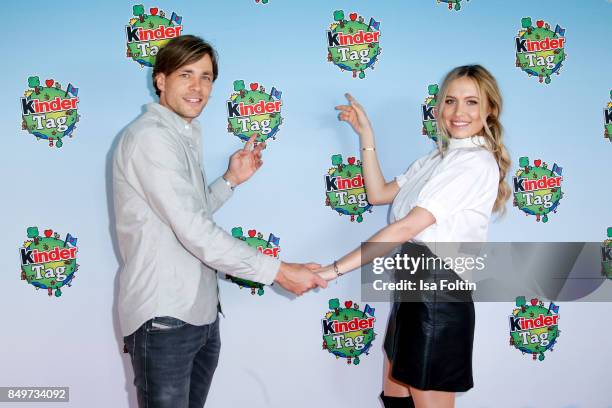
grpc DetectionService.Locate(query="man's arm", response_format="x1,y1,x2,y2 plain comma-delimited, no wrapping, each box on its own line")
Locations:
125,129,325,294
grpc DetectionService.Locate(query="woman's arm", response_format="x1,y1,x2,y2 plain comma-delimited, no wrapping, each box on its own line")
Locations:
318,206,436,280
336,94,399,205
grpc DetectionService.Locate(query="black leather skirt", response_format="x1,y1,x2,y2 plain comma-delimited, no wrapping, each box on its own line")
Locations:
383,242,475,392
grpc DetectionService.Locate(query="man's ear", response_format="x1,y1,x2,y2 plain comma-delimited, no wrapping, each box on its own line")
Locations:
155,73,166,94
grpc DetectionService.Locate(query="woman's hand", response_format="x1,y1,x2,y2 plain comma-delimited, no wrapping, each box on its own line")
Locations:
316,264,338,282
335,93,374,137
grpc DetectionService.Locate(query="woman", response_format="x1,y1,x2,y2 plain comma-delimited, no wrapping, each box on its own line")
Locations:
317,65,511,408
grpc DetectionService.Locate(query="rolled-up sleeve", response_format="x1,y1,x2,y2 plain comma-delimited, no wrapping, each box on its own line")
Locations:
415,151,498,224
125,129,280,285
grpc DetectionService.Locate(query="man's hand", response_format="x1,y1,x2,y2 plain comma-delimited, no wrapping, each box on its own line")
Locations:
224,134,265,187
275,262,328,296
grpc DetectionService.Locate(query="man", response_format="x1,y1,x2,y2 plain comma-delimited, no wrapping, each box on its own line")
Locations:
112,35,326,408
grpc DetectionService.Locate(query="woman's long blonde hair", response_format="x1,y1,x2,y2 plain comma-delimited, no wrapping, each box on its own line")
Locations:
435,65,511,216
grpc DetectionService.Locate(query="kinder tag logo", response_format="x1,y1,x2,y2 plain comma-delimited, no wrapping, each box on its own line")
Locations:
226,227,280,296
421,84,439,142
602,228,612,280
509,296,560,361
325,154,372,223
512,156,563,223
227,80,283,144
515,17,566,84
322,299,376,365
20,76,79,148
125,4,183,67
19,227,79,297
437,0,470,11
604,90,612,142
326,10,382,79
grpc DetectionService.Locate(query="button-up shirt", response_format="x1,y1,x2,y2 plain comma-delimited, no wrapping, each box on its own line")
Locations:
391,135,499,243
112,103,280,336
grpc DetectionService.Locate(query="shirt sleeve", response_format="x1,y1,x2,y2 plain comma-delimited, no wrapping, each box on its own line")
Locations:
395,153,432,188
207,176,233,213
125,129,280,285
415,151,499,224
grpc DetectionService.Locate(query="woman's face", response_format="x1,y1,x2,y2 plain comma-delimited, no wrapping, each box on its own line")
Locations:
441,76,488,139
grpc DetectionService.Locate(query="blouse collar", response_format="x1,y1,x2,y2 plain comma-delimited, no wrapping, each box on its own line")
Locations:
448,135,488,150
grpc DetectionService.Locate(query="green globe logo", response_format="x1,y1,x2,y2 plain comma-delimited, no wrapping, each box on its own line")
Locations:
421,84,439,142
437,0,470,11
227,80,283,144
509,296,560,361
512,157,563,223
322,299,376,365
125,5,183,67
515,17,566,84
325,154,372,223
326,10,381,79
19,227,79,297
20,76,79,148
602,228,612,280
604,90,612,142
226,227,280,296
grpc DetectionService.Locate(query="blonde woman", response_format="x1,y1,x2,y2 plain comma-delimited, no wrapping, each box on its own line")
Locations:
318,65,511,408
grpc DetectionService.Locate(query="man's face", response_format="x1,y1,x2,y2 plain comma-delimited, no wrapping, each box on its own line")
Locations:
156,54,214,123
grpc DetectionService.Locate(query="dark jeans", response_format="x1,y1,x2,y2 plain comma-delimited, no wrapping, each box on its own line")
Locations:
124,316,221,408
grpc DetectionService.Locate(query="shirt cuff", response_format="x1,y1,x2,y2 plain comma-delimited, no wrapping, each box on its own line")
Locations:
210,176,234,202
256,255,282,286
415,199,448,225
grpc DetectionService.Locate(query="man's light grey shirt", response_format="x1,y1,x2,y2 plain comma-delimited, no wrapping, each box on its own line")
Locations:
113,103,280,336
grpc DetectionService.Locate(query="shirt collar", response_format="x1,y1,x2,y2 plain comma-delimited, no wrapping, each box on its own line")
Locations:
146,102,201,137
448,135,488,150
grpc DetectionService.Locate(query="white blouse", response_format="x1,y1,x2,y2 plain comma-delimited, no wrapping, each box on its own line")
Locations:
390,135,499,243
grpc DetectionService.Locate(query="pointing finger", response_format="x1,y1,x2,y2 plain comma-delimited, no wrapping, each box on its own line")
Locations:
244,134,257,151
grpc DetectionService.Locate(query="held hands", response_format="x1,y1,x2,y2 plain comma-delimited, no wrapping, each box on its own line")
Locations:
335,93,374,137
224,134,265,187
275,262,328,296
315,264,338,282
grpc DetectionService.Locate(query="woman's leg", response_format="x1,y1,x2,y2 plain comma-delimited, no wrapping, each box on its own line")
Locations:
408,386,455,408
382,355,411,397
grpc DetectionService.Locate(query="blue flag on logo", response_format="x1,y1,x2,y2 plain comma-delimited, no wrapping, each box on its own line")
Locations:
171,12,182,25
270,87,282,100
267,233,280,246
65,233,78,247
364,304,375,316
66,83,78,97
548,302,559,314
368,18,380,31
554,25,565,37
552,163,563,176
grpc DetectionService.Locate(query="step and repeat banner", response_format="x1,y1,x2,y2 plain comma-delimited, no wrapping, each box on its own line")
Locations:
1,1,610,407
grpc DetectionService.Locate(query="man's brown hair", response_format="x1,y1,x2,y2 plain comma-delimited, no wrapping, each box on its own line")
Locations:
152,35,219,97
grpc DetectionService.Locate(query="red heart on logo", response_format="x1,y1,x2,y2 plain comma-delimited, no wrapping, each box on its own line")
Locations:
44,229,53,238
530,298,538,306
344,301,353,308
349,13,357,21
536,20,544,28
250,83,259,91
150,7,158,15
248,229,256,238
348,157,356,165
534,159,542,167
45,79,54,88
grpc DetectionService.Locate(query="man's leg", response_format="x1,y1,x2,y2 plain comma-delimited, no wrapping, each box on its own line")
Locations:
188,316,221,408
125,316,210,408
